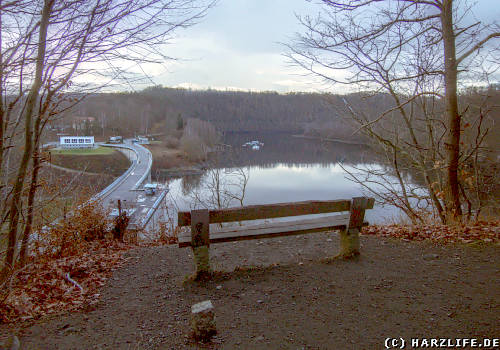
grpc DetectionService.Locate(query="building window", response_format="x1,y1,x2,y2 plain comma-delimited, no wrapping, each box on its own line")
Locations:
79,139,84,143
85,139,91,143
72,139,77,143
65,139,70,143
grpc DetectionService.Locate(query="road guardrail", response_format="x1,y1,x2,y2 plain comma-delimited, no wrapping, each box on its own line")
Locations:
94,143,140,200
132,143,153,190
140,189,168,229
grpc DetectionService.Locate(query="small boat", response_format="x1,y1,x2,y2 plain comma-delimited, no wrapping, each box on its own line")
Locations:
243,140,264,148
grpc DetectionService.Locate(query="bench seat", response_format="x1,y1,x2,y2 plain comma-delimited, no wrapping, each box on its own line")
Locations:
178,213,368,247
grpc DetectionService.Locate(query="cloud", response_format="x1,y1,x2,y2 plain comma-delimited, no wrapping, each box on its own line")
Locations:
74,0,500,93
147,0,327,92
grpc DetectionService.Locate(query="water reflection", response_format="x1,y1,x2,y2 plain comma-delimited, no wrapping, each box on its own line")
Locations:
181,174,203,196
164,133,403,224
168,163,399,224
216,132,375,168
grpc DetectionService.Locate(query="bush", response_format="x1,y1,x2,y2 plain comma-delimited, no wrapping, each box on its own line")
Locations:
180,135,206,161
184,118,219,147
165,136,180,149
37,199,112,259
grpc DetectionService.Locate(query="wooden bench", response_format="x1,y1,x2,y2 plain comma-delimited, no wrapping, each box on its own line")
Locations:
177,197,374,277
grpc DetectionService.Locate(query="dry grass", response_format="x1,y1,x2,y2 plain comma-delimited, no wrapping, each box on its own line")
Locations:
50,150,130,176
50,147,115,156
144,142,196,170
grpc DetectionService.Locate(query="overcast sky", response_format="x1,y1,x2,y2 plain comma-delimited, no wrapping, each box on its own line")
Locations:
140,0,499,93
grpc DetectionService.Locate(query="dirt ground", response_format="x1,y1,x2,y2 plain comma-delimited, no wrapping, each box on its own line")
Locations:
2,232,499,349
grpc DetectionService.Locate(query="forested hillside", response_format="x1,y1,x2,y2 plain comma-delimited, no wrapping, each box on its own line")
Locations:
54,87,384,141
53,86,500,152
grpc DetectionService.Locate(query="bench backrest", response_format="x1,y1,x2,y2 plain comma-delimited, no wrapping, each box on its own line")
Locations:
177,198,375,227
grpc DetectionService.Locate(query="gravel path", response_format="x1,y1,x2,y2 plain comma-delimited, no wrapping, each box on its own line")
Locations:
4,232,499,349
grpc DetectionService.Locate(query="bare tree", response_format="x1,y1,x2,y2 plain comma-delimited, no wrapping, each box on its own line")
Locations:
189,166,250,213
287,0,499,224
185,150,250,220
0,0,217,284
180,118,220,160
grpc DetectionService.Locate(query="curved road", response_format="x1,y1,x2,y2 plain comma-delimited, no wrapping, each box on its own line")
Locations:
100,140,168,232
101,140,151,207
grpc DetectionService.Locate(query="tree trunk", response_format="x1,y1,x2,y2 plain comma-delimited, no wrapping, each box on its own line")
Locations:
0,0,53,283
0,6,4,187
19,132,42,266
441,0,462,223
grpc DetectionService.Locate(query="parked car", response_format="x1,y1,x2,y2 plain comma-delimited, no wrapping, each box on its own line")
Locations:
144,183,158,196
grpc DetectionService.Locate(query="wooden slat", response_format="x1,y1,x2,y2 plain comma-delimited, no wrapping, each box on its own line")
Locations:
178,199,359,226
178,214,363,247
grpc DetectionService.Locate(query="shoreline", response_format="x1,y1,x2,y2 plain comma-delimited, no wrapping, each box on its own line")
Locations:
291,134,370,146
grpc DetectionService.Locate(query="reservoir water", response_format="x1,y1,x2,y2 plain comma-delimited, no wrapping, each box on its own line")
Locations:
164,133,408,224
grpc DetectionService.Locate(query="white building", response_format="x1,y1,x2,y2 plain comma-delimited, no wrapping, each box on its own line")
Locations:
60,136,95,148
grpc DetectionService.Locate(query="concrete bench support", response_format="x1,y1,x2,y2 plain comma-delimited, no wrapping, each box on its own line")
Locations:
340,197,369,258
191,209,210,278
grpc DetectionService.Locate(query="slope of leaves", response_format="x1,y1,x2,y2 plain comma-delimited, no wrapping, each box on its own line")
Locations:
0,241,133,324
0,199,139,325
362,221,500,243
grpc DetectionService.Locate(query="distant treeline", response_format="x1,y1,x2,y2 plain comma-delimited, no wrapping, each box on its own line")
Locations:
52,85,500,151
52,87,384,141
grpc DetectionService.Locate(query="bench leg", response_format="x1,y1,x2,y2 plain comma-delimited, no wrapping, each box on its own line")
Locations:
192,245,211,278
339,197,367,258
191,209,211,279
340,228,360,258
